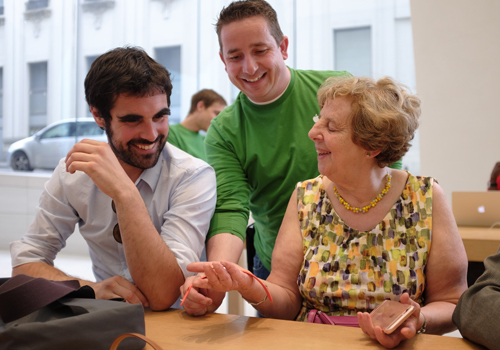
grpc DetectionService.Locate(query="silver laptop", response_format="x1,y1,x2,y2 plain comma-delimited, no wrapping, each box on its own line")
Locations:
452,191,500,227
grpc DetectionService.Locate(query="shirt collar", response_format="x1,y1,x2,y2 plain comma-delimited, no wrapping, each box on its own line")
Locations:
134,153,163,192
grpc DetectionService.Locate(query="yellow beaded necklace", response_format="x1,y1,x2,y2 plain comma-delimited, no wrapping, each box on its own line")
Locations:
333,173,392,213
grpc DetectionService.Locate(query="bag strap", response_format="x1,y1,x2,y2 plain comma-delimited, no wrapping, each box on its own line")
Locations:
306,309,318,322
0,275,82,323
317,311,337,325
110,333,164,350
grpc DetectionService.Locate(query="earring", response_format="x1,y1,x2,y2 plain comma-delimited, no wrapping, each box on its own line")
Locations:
366,152,371,157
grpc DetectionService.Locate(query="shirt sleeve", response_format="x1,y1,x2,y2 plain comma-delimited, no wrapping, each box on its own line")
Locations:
10,163,79,268
159,163,217,278
204,116,250,242
389,159,403,170
167,126,180,149
453,245,500,349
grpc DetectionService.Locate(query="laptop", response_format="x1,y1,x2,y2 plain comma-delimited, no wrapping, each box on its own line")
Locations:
452,191,500,227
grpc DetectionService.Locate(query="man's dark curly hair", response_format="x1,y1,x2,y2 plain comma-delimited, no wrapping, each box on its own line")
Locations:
84,46,172,125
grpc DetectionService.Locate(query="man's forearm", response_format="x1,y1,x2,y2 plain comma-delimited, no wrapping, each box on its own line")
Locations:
206,233,244,263
12,262,93,286
115,188,184,311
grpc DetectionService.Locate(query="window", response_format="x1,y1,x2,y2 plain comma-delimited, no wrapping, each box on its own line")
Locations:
26,0,49,11
155,46,181,124
86,55,99,117
0,67,3,160
86,55,99,72
334,27,372,77
0,0,4,16
40,122,74,140
76,122,104,137
29,62,48,135
0,67,3,119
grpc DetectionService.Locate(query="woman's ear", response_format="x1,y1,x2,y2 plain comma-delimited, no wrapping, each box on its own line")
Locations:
366,150,382,158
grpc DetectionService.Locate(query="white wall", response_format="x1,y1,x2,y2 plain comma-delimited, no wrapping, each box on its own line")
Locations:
0,171,89,257
410,0,500,201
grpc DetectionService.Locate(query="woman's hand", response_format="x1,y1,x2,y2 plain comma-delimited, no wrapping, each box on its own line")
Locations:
357,293,423,349
187,261,254,294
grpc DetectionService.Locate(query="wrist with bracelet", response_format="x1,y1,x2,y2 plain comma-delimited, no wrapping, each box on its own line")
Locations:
242,280,270,306
417,312,427,334
181,269,273,307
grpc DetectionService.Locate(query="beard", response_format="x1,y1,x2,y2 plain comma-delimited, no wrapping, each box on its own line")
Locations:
105,127,168,170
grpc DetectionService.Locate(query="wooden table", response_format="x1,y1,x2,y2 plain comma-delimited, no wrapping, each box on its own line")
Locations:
458,226,500,262
144,309,483,350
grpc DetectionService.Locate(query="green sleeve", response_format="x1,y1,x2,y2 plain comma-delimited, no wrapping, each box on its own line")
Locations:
389,159,402,170
167,125,180,148
204,117,250,242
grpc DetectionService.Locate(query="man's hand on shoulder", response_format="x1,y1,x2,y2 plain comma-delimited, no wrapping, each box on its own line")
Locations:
87,275,149,307
65,139,133,198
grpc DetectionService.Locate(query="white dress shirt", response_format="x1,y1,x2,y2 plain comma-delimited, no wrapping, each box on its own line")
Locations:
10,144,216,282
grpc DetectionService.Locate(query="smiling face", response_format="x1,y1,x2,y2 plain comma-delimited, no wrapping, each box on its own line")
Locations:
219,16,290,103
308,97,368,180
94,92,170,175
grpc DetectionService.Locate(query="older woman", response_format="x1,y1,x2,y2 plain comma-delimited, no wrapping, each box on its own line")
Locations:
185,76,468,348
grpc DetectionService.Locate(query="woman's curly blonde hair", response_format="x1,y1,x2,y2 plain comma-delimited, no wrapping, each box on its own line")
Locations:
317,76,421,168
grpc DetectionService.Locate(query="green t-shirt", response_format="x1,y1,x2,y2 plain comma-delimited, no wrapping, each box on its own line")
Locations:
205,68,401,272
168,123,207,162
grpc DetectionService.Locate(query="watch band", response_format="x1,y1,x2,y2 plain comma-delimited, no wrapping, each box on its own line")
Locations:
417,311,427,334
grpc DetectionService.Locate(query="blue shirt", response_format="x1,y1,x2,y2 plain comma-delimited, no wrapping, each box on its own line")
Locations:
10,144,216,281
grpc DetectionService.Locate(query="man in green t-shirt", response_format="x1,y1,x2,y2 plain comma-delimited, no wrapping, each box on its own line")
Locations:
181,0,401,316
168,89,227,162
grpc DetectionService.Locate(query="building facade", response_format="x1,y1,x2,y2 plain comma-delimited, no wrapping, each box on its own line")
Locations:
0,0,419,173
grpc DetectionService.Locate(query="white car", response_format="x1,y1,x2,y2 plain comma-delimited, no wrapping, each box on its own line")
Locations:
7,118,107,171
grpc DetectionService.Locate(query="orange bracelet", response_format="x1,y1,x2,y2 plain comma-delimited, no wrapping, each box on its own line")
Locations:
180,269,273,306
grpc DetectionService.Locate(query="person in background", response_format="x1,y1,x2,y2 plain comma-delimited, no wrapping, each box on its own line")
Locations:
181,0,402,316
168,89,227,162
453,245,500,350
188,75,468,349
487,162,500,190
10,47,217,311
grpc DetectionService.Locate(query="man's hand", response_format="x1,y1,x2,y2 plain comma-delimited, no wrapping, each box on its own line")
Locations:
65,139,133,198
88,275,149,307
180,274,226,316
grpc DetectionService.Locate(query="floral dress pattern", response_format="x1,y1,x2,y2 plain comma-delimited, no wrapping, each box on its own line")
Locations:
295,172,434,321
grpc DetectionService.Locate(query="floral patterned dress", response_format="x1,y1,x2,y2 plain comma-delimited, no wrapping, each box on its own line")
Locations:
295,172,434,321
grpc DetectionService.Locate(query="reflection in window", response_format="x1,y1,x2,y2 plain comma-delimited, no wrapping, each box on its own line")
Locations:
334,27,372,77
155,46,181,124
29,62,48,135
0,0,4,16
26,0,49,11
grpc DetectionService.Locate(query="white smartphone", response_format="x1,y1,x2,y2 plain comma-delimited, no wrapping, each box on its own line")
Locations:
370,300,415,334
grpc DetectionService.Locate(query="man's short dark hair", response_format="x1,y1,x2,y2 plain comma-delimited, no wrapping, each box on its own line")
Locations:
85,46,172,124
216,0,284,52
189,89,227,114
